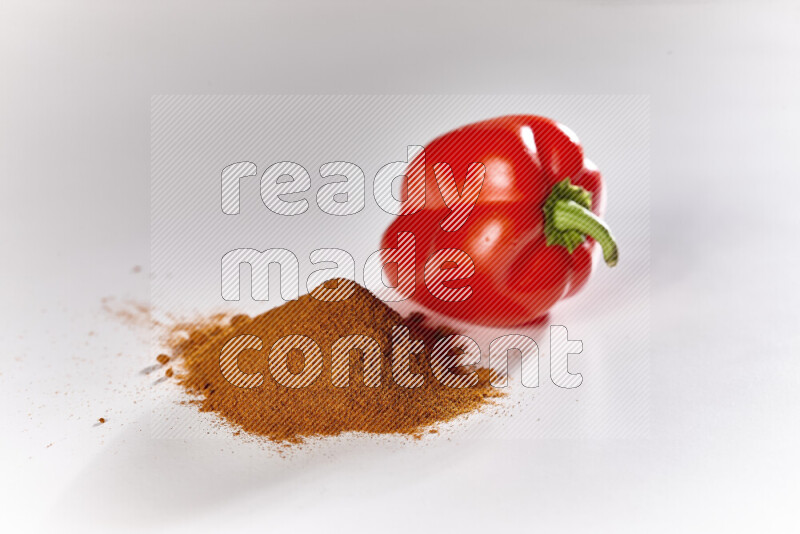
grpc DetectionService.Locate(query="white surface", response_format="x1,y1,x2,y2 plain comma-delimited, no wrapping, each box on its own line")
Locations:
1,1,799,532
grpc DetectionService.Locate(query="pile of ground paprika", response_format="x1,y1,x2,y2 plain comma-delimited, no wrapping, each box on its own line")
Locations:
162,279,503,443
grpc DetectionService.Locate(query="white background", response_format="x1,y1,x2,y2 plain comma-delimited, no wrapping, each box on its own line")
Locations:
1,1,799,532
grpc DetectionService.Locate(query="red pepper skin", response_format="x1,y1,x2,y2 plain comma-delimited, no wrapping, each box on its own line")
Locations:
381,115,608,327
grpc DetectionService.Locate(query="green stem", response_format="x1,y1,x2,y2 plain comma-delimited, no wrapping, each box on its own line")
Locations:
552,200,618,266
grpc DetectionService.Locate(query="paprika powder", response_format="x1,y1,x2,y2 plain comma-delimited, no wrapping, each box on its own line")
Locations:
164,279,503,444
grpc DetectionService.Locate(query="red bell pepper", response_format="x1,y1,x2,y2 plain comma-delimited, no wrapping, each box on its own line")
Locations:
380,115,618,327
